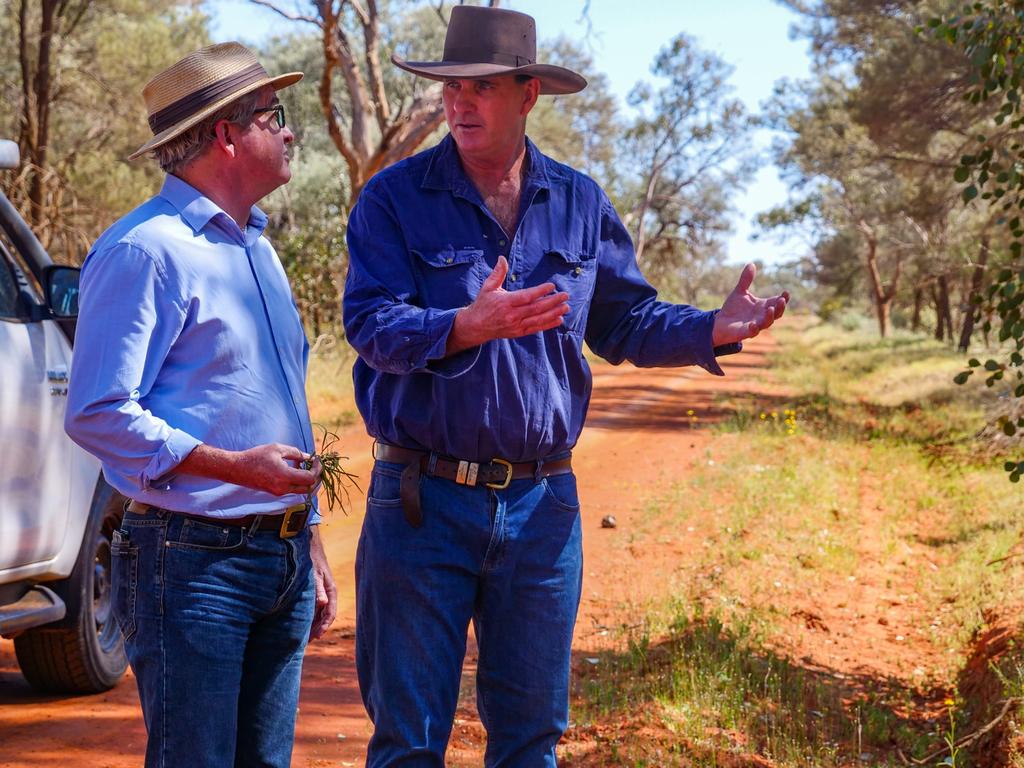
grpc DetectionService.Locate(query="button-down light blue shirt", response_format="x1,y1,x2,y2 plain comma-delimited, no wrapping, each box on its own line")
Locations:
66,175,319,520
343,135,738,463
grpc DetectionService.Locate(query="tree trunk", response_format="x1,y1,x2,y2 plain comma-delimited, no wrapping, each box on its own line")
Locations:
911,287,923,332
859,221,899,338
958,233,989,352
933,275,953,343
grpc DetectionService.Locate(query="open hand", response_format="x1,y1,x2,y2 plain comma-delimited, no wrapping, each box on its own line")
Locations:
712,263,789,347
447,256,570,355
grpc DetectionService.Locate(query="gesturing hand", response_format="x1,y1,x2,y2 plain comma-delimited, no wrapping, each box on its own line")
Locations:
446,255,570,355
712,263,790,347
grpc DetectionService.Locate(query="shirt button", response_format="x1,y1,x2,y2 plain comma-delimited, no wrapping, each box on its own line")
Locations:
499,239,506,246
446,257,453,264
510,274,518,282
574,266,582,275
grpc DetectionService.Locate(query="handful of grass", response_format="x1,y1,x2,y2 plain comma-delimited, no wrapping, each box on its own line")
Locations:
304,427,360,515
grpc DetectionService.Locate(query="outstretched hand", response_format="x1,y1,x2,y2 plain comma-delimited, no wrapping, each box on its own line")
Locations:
712,263,790,347
446,255,570,355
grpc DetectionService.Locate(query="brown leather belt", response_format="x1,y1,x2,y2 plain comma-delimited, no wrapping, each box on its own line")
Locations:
125,500,311,539
372,442,573,528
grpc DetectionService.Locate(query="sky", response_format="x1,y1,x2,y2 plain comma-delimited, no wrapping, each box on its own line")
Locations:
208,0,814,266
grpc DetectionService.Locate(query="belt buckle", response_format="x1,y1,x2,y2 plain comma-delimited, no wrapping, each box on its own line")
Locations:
484,458,513,490
279,503,309,539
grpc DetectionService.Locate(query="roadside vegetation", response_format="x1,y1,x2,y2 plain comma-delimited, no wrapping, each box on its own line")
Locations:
559,316,1024,767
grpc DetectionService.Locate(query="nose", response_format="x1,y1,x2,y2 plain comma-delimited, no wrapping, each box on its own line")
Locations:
282,126,295,144
451,87,474,113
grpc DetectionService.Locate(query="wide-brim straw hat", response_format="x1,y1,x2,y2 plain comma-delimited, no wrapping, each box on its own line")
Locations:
129,42,303,160
391,6,586,96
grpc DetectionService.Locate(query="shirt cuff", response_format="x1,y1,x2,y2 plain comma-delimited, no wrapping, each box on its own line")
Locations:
138,430,202,491
714,342,743,357
422,308,482,378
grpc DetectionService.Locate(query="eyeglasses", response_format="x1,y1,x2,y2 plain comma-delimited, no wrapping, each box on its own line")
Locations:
253,104,286,130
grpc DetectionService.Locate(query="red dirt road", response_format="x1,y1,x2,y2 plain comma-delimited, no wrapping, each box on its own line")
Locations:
0,336,785,766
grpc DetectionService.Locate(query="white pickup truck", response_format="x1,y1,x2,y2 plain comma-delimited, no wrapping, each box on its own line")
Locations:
0,139,127,693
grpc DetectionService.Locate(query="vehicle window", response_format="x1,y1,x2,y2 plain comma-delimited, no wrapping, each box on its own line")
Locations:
0,252,19,319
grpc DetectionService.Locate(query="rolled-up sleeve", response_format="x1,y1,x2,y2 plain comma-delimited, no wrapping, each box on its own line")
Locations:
65,242,201,492
343,186,476,377
584,198,726,375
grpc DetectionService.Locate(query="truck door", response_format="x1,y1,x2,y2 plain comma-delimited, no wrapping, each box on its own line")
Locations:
0,252,73,570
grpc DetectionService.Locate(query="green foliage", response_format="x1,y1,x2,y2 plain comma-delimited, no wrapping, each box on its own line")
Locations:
930,2,1024,480
620,33,757,304
0,0,211,262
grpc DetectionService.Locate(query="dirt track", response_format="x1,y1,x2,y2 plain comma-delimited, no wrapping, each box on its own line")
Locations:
1,334,800,766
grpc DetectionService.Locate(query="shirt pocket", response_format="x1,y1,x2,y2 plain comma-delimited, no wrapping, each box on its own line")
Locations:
541,248,597,334
411,246,488,309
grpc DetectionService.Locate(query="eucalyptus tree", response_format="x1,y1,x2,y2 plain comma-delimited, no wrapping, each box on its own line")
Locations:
620,33,757,304
2,0,209,262
929,3,1024,473
767,0,994,338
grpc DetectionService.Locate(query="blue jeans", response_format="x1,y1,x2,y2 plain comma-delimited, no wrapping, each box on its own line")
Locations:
356,460,584,767
110,506,315,768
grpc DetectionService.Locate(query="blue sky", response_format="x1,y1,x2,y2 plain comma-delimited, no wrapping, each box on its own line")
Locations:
208,1,813,265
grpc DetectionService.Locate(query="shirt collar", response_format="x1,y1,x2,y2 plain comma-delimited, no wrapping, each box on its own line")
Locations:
421,134,552,196
159,174,268,245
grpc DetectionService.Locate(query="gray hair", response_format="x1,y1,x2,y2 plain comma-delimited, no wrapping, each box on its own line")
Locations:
151,90,262,174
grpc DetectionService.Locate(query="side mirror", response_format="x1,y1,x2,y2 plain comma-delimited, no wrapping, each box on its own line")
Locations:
43,265,81,318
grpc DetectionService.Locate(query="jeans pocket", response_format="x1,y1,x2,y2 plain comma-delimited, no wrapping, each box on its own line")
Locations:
165,517,247,552
368,462,404,508
110,532,138,642
542,472,581,512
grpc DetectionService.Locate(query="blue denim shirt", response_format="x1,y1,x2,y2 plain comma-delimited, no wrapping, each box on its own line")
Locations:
343,135,736,463
66,175,319,520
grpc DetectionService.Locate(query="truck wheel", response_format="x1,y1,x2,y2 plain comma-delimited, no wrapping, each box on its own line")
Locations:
14,478,128,693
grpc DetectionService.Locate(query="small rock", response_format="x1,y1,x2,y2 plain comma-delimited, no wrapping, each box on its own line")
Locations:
600,515,617,529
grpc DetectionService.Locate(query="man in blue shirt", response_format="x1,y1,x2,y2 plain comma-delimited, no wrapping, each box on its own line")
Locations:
344,7,789,766
65,43,335,768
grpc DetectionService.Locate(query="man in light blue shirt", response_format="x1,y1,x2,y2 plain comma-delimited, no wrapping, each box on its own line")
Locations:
65,42,334,768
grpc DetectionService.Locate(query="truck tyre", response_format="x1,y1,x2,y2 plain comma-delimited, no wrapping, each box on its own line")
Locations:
13,478,128,693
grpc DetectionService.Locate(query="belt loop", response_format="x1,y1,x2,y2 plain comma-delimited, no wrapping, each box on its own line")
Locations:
534,457,544,484
427,451,439,475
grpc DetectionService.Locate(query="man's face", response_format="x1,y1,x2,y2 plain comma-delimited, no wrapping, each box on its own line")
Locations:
442,76,538,164
233,86,295,195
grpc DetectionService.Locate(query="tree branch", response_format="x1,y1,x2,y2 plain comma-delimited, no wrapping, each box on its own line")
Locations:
249,0,321,26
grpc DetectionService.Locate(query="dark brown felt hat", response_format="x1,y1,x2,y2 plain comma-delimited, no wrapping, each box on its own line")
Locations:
391,6,587,95
129,42,303,160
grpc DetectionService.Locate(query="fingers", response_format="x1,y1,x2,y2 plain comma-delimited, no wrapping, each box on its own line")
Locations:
734,262,757,295
481,254,509,293
506,281,559,306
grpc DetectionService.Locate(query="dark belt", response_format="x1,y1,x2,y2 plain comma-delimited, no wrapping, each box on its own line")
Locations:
373,442,573,528
125,500,311,539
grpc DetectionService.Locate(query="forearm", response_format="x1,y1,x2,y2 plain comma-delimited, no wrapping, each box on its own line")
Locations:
176,443,243,486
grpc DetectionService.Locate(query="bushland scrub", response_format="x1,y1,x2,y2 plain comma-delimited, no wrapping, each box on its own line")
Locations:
559,315,1024,767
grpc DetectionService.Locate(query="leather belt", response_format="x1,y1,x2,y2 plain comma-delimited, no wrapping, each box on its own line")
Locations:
125,500,311,539
372,442,573,528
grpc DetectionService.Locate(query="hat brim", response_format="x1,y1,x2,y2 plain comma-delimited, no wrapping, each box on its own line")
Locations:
391,54,586,95
128,71,303,161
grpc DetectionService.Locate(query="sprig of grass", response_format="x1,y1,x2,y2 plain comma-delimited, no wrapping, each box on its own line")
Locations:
305,426,360,515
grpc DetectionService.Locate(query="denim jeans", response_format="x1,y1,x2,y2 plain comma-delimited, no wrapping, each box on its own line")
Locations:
110,506,315,768
356,459,584,767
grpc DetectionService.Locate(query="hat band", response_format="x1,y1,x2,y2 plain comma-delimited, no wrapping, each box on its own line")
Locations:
442,47,535,68
148,62,267,135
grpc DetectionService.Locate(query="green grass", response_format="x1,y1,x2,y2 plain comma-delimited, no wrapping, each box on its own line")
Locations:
564,316,1024,766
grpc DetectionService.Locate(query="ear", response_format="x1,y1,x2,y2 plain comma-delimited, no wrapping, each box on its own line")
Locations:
520,77,540,116
211,120,238,158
